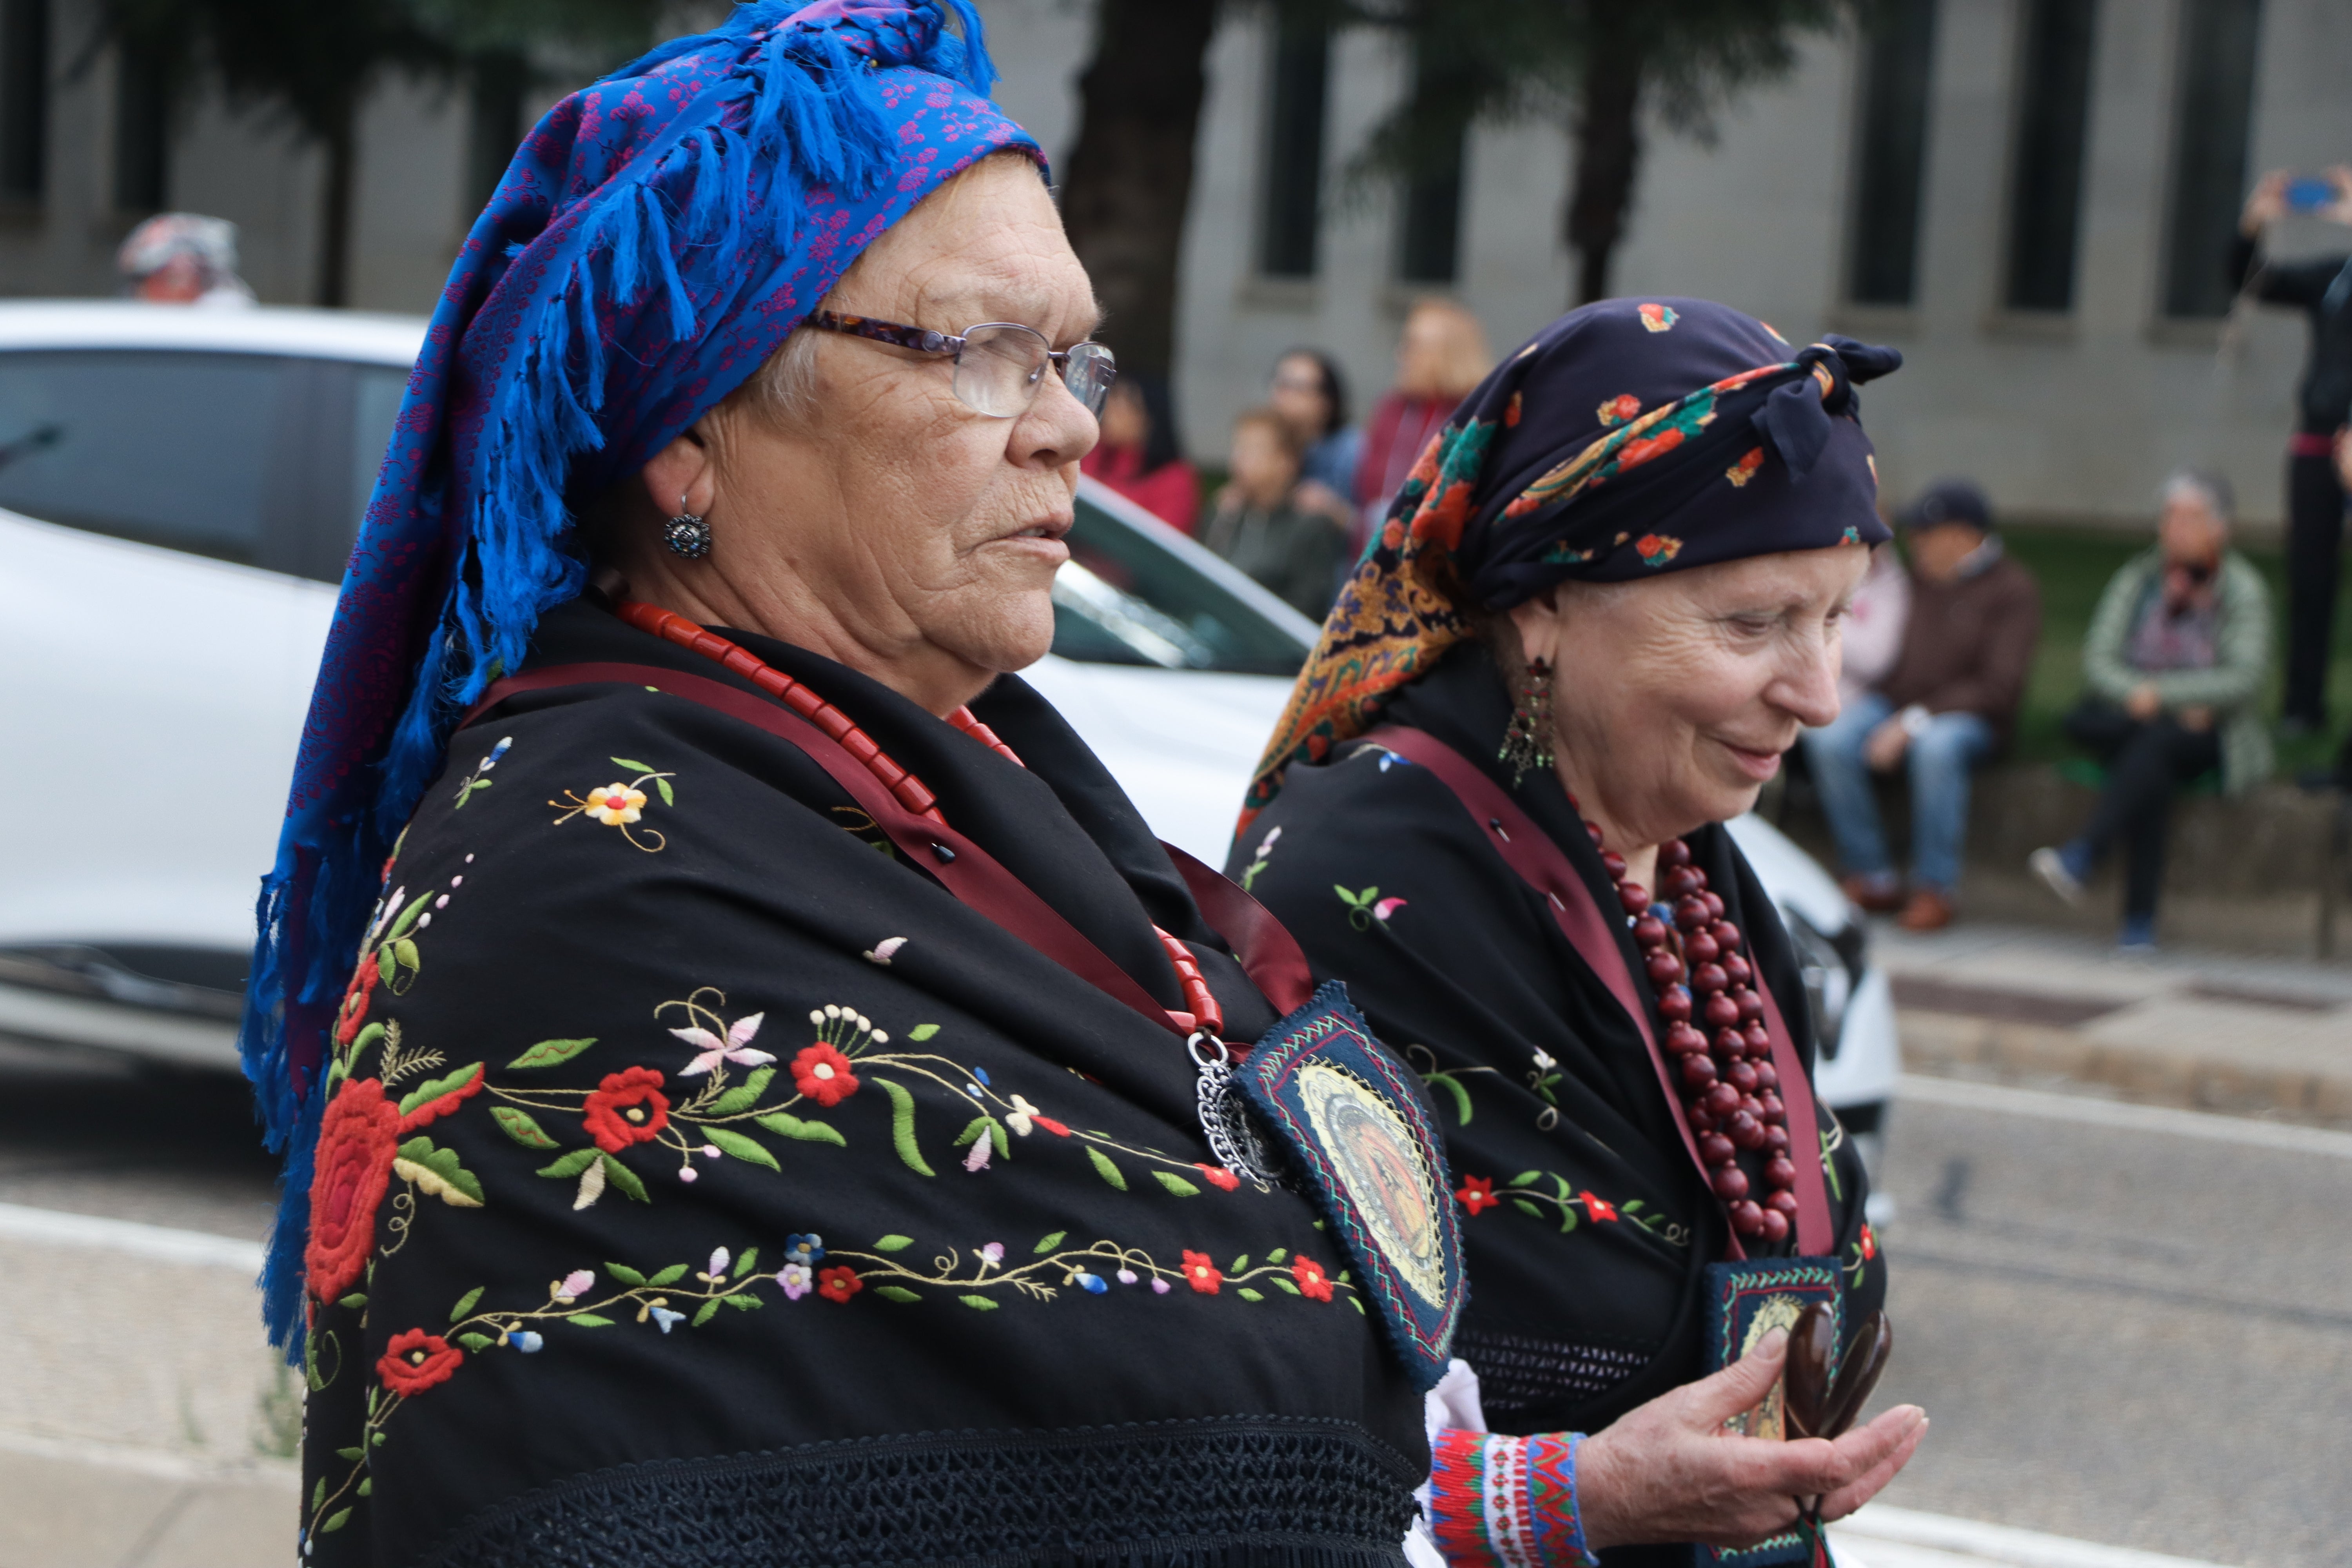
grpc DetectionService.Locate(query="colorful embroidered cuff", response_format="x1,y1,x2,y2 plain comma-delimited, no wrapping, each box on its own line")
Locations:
1428,1428,1601,1568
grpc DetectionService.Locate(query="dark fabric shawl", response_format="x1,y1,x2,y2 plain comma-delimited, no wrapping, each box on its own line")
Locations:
1227,644,1885,1563
298,599,1426,1568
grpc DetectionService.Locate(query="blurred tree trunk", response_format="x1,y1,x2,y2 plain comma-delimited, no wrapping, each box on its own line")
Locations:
1057,0,1221,379
316,96,356,307
1564,10,1644,305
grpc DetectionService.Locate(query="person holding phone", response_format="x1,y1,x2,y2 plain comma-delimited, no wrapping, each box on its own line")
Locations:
2233,166,2352,733
2031,472,2273,950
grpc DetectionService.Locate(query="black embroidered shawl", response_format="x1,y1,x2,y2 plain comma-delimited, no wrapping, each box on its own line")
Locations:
297,600,1427,1568
1228,645,1886,1541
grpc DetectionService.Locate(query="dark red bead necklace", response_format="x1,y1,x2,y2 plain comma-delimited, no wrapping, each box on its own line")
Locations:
1582,813,1798,1243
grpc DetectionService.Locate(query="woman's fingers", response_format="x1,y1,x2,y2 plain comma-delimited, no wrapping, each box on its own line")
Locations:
1818,1418,1929,1522
1750,1405,1927,1498
1681,1328,1789,1426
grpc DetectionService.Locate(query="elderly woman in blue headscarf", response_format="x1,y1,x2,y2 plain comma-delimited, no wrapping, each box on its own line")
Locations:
255,5,1488,1564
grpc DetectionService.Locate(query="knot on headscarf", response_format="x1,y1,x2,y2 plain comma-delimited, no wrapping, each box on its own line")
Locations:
241,0,1042,1357
1241,298,1900,831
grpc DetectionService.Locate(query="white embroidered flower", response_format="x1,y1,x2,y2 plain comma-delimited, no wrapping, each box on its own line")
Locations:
777,1262,814,1300
670,1012,775,1076
583,783,646,825
1006,1094,1044,1136
553,1269,595,1303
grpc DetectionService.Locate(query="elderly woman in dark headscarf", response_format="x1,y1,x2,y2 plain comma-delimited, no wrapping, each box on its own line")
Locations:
250,6,1472,1564
1235,299,1927,1566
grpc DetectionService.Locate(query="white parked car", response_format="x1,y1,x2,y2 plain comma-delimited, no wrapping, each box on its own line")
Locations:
0,303,1895,1191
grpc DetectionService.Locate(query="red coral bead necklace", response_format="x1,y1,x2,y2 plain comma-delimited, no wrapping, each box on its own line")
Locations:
1576,805,1797,1243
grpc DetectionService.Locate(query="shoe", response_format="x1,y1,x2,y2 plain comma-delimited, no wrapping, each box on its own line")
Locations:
2118,914,2158,952
1897,888,1953,931
1839,873,1905,914
2029,845,2085,906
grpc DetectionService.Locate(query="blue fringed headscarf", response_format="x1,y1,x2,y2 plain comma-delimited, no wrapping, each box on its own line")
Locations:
243,0,1041,1354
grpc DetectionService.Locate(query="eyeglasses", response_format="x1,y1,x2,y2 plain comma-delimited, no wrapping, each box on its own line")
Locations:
802,311,1117,420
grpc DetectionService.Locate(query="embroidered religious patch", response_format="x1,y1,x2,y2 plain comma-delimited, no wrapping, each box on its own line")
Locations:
1236,980,1466,1389
1700,1256,1844,1568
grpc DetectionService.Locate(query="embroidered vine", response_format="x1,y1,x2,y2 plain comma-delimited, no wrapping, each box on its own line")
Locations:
1334,884,1408,933
451,737,511,808
550,756,679,851
1454,1171,1691,1247
1238,826,1281,893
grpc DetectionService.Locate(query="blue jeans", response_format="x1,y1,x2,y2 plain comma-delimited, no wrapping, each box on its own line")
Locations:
1802,693,1994,894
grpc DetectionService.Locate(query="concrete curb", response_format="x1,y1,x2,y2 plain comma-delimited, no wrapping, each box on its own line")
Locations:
1897,1007,2352,1126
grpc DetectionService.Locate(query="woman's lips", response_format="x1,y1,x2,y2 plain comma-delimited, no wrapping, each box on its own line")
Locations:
1719,739,1786,782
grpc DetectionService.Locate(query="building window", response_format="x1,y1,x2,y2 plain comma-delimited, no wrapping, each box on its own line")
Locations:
2161,0,2263,319
113,43,170,212
466,51,529,217
1395,47,1465,287
1847,0,1938,305
1257,7,1328,279
0,0,47,203
2004,0,2098,313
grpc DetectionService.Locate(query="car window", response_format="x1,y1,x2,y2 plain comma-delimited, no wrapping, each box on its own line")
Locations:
351,364,408,525
0,349,286,565
1052,498,1309,675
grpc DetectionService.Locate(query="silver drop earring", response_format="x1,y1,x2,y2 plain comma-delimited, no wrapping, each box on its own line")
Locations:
663,493,711,559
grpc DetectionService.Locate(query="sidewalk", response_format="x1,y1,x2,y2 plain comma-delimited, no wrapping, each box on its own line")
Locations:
1877,919,2352,1127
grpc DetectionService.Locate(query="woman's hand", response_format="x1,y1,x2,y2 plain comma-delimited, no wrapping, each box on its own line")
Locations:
1574,1329,1928,1551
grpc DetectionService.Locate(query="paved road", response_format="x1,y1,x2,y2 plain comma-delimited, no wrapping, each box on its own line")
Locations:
0,1037,2342,1566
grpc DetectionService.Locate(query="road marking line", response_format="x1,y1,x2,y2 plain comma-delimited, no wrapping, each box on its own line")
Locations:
1833,1503,2235,1568
1897,1074,2352,1159
0,1201,265,1272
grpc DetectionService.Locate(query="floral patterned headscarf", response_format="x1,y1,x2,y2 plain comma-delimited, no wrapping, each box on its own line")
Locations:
1240,297,1902,829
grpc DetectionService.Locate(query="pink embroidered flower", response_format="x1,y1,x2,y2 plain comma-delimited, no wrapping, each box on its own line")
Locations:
1580,1191,1619,1223
553,1270,595,1303
581,1067,669,1153
377,1328,463,1395
1180,1250,1223,1295
671,1013,775,1077
777,1262,814,1300
1291,1256,1335,1303
1372,897,1408,922
791,1043,860,1107
1455,1175,1500,1216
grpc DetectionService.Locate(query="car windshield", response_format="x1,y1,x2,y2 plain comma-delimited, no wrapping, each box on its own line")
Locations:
1049,496,1309,675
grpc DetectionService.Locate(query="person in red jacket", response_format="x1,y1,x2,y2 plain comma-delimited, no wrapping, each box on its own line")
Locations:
1078,369,1200,532
1351,299,1490,557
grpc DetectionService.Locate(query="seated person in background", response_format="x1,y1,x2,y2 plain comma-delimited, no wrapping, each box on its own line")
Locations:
1203,406,1339,619
1837,538,1913,708
2032,471,2273,951
1078,369,1200,532
1802,480,2041,932
1269,347,1361,529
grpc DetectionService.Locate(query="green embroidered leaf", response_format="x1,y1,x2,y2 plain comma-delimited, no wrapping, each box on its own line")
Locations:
387,893,429,940
706,1069,773,1115
908,1023,940,1040
371,1430,386,1447
1508,1171,1542,1187
1332,884,1368,907
704,1126,780,1171
448,1286,484,1322
875,1235,914,1252
1622,1199,1646,1214
568,1313,615,1327
337,1293,366,1310
599,1154,649,1203
692,1299,720,1327
990,1120,1009,1158
1272,1276,1301,1295
508,1037,598,1070
392,938,421,976
351,1022,387,1058
648,1263,689,1287
456,1333,495,1353
1267,1247,1288,1263
1034,1231,1066,1254
1510,1199,1543,1218
756,1111,846,1147
399,1063,485,1117
1428,1074,1474,1126
1349,1296,1366,1316
335,1446,364,1462
610,757,655,774
1336,1270,1352,1284
875,1286,922,1303
878,1078,935,1176
951,1114,991,1149
732,1248,759,1279
1237,1288,1265,1302
1086,1148,1127,1191
323,1508,353,1535
312,1479,326,1509
358,1479,372,1498
605,1263,648,1287
1558,1208,1579,1234
393,1138,484,1207
654,777,675,807
723,1293,762,1310
1151,1170,1201,1197
491,1106,558,1149
376,942,401,987
304,1330,326,1392
1229,1256,1250,1274
536,1147,599,1180
958,1294,1000,1310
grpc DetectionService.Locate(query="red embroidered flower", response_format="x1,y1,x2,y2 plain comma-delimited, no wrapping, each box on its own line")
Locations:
396,1061,485,1133
377,1328,464,1395
1597,393,1641,426
1619,430,1686,470
1291,1255,1334,1302
1580,1191,1619,1223
818,1265,863,1303
333,953,381,1045
1504,391,1523,427
306,1077,403,1304
1195,1163,1241,1192
582,1066,669,1153
1724,447,1765,487
1857,1223,1878,1262
791,1043,860,1107
1455,1175,1499,1216
1180,1250,1223,1294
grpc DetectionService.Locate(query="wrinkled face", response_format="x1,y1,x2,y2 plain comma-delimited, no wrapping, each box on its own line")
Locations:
689,153,1099,707
2160,492,2227,568
1512,544,1866,849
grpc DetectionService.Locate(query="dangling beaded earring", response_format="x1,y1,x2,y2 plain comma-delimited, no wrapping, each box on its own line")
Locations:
663,493,711,559
1498,655,1556,787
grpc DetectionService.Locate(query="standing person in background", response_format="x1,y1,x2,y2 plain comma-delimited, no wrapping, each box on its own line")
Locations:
1352,299,1490,559
115,213,255,306
1835,539,1913,709
2232,166,2352,735
2032,472,2272,951
1270,347,1361,528
1078,369,1200,532
1802,481,2040,933
1205,406,1338,618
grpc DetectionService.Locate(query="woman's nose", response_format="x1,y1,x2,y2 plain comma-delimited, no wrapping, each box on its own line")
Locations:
1775,639,1844,730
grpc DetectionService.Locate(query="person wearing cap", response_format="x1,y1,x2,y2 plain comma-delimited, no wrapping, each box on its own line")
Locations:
2031,471,2273,950
114,212,255,306
1799,480,2040,931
